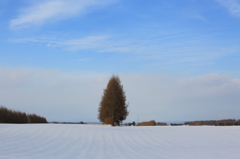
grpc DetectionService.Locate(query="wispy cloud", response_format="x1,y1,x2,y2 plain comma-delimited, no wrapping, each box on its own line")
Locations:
216,0,240,18
54,35,112,51
11,32,240,70
11,35,142,53
9,0,117,29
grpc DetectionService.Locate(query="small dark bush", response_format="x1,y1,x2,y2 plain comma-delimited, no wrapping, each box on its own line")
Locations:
132,121,136,126
123,121,136,126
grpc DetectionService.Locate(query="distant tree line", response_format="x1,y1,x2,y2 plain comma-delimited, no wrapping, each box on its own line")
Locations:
49,121,85,124
0,106,47,123
123,119,240,127
122,121,168,126
185,119,240,126
170,123,184,126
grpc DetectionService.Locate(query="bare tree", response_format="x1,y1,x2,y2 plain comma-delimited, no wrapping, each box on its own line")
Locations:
98,75,129,126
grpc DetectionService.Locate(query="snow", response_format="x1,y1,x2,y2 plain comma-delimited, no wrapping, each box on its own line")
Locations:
1,124,240,159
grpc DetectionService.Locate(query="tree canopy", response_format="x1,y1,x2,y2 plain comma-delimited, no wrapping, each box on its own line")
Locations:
98,75,129,126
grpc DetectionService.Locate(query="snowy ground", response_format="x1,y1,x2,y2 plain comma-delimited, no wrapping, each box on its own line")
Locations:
0,124,240,159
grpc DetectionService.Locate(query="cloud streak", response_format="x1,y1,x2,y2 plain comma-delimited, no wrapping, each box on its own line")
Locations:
9,0,117,29
11,32,240,71
216,0,240,18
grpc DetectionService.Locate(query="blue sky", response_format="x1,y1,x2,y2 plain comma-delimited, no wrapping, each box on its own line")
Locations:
0,0,240,122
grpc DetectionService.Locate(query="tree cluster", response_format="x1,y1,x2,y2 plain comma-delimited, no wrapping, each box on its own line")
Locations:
137,120,156,126
0,106,47,123
98,75,129,126
27,114,47,123
186,119,240,126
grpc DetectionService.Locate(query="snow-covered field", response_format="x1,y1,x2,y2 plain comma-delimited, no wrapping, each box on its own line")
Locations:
1,124,240,159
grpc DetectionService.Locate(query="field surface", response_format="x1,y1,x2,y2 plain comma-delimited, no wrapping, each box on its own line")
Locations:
0,124,240,159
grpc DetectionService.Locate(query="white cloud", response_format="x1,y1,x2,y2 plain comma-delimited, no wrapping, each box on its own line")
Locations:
216,0,240,18
9,0,117,29
0,69,37,88
124,73,240,122
0,68,109,122
0,68,240,122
